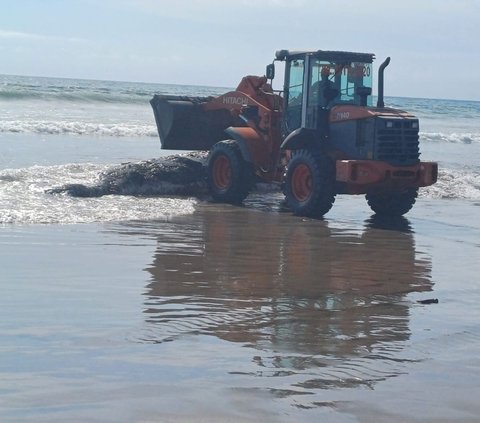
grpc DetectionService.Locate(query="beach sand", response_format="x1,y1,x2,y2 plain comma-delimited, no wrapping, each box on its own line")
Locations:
1,195,479,422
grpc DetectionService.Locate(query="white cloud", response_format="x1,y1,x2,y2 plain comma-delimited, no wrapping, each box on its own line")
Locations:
0,29,87,44
0,29,47,40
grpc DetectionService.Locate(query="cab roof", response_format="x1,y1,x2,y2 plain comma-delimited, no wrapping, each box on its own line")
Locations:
275,49,375,63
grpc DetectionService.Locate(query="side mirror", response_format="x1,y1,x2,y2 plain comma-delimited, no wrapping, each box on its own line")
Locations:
266,63,275,80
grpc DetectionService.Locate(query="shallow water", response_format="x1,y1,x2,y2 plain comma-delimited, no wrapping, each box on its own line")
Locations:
1,198,479,422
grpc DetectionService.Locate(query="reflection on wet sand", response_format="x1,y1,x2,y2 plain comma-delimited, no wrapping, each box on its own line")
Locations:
142,204,433,399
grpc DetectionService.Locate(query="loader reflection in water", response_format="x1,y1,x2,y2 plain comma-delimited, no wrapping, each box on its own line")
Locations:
144,205,433,393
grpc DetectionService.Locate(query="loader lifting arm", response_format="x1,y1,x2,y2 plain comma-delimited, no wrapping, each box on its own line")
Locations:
150,75,281,151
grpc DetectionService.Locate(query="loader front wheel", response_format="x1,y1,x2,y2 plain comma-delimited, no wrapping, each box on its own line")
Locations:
366,188,418,216
285,149,336,218
208,140,254,204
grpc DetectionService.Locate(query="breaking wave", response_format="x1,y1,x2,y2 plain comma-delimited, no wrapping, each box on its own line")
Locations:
1,120,479,143
0,87,150,104
421,132,480,144
0,76,228,105
420,167,480,200
0,120,158,137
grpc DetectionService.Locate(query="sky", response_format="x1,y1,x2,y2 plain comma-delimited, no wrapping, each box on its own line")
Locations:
1,0,479,100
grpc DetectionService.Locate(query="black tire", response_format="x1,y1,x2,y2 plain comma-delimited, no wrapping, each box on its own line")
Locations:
284,149,336,218
366,188,418,216
207,140,254,204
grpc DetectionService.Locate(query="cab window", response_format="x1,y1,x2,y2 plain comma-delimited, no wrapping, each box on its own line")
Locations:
287,59,304,107
308,60,373,107
339,62,373,105
285,59,305,132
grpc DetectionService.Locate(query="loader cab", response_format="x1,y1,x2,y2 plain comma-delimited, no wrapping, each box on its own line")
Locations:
274,50,374,137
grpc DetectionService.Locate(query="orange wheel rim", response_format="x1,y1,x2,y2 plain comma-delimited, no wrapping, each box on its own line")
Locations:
292,163,312,201
212,155,231,189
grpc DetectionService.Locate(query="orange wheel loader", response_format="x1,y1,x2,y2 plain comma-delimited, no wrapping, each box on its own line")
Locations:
151,49,437,217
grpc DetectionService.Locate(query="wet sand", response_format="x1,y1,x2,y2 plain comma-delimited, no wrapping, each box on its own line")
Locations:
1,195,480,422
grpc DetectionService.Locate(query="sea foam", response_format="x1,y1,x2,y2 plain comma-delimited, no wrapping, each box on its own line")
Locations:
0,163,197,224
420,168,480,200
1,160,478,225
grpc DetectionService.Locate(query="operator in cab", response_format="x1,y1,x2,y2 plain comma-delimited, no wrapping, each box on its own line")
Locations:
309,66,337,108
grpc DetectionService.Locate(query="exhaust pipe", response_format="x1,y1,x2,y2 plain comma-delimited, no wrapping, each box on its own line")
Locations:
376,57,391,108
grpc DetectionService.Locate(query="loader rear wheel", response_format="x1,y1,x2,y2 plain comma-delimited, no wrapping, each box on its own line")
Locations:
284,149,336,218
366,188,418,216
207,140,254,204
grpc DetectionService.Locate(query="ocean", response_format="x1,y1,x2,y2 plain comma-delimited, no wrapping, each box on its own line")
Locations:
1,74,479,224
1,74,480,422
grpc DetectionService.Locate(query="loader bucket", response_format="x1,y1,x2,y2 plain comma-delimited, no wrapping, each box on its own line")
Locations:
150,94,235,150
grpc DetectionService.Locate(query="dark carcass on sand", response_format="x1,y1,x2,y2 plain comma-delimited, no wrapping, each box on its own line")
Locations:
48,152,209,198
